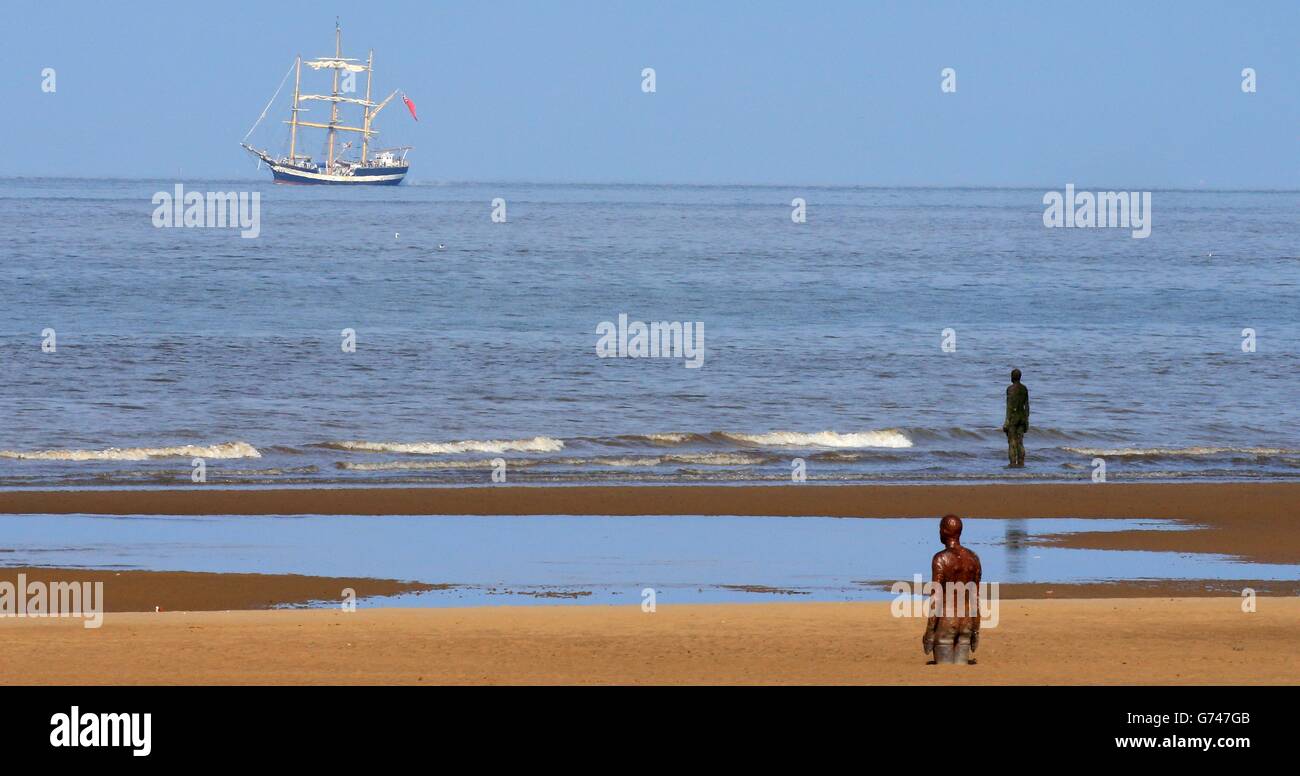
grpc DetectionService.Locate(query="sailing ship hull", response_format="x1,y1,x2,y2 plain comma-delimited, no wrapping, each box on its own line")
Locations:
268,162,407,185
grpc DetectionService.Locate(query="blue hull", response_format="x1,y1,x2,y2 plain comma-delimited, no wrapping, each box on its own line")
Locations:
269,164,408,186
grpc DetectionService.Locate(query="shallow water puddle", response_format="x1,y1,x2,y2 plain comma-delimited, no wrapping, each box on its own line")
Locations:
0,514,1293,606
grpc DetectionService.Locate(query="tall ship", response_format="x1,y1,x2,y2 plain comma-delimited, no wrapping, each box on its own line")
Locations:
242,22,415,185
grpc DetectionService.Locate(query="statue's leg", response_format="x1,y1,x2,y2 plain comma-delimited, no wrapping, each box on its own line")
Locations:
1006,431,1016,466
932,620,958,664
955,632,973,664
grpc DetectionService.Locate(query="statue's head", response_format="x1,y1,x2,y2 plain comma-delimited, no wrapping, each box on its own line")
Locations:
939,514,963,546
1011,368,1022,383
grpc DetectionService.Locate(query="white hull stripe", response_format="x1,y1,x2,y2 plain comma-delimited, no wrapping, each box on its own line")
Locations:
269,164,406,183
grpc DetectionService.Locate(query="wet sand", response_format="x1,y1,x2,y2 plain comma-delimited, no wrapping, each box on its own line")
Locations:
2,598,1296,685
3,568,1293,615
0,567,438,611
3,482,1298,563
878,579,1300,599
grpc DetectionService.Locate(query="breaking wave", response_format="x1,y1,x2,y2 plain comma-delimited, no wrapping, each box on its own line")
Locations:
575,453,773,467
638,432,695,444
324,430,911,455
1064,446,1300,458
0,441,261,461
338,452,773,472
322,437,566,455
338,459,531,471
720,430,913,449
903,425,1083,442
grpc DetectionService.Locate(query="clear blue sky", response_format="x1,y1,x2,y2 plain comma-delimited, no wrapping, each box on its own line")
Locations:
5,0,1298,186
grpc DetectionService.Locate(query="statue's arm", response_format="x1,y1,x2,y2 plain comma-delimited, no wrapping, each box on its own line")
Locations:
923,555,943,654
970,555,983,652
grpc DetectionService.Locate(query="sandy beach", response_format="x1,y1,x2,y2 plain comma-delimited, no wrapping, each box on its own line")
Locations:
2,598,1296,685
3,482,1297,684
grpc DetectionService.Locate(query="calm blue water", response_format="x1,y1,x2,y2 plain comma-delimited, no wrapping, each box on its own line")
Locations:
2,178,1298,487
1,514,1292,606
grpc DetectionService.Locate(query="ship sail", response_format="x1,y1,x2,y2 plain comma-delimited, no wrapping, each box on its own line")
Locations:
240,21,414,186
299,95,376,106
305,59,368,72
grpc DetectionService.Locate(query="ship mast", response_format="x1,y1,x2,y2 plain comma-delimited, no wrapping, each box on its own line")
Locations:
289,56,302,163
361,49,374,163
327,19,341,169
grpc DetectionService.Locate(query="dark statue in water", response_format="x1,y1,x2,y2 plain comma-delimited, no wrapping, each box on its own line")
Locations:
1003,368,1030,467
922,514,982,665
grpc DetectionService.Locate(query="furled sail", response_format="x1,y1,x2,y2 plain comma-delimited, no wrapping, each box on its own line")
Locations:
305,58,367,72
300,94,376,107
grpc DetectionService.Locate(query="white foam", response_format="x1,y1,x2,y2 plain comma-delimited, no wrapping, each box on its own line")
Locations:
1066,446,1298,457
0,441,262,462
329,437,565,455
339,459,527,471
644,433,693,443
581,453,768,467
337,452,769,471
722,430,913,449
668,452,769,466
581,457,664,468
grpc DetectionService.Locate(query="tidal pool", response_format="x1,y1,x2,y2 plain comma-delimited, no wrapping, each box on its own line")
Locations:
0,514,1293,607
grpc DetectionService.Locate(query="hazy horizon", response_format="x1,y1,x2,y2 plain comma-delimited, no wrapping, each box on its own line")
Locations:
8,177,1300,193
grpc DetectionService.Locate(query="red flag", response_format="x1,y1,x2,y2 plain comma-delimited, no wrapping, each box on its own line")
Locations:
402,94,418,122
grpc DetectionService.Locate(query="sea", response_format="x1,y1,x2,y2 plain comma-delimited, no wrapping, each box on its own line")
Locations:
2,178,1297,489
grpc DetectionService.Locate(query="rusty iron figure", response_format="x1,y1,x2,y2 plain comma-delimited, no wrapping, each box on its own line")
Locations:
922,514,982,664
